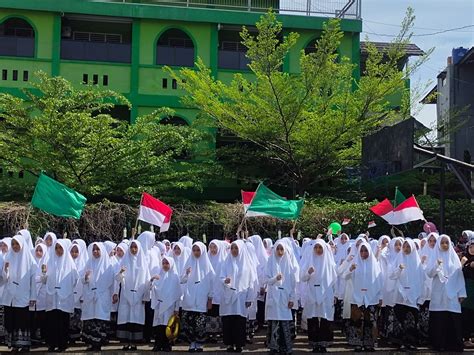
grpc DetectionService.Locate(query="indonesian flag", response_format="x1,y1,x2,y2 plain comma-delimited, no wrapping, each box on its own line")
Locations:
138,193,173,232
370,195,425,225
241,190,270,217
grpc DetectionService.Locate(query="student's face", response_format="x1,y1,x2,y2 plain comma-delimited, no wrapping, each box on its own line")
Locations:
402,242,411,255
469,244,474,256
109,249,115,257
164,242,171,251
421,239,427,248
360,246,369,260
11,239,20,253
440,237,450,251
35,246,43,259
341,235,348,244
55,244,64,257
394,240,402,253
314,244,324,256
92,245,101,259
0,242,7,254
162,259,170,272
428,236,436,248
45,236,53,247
130,242,138,255
116,248,124,258
263,240,268,248
174,245,181,256
70,245,79,259
231,244,239,257
381,238,389,248
275,244,284,257
209,243,218,256
192,245,201,258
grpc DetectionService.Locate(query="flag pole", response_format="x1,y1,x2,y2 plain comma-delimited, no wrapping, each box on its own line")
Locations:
132,194,144,240
24,203,33,229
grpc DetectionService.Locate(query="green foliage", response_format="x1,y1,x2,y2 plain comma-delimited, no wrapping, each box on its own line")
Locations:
0,72,214,199
2,195,471,242
168,9,429,194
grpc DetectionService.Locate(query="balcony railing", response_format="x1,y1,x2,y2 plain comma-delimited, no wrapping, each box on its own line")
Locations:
61,40,131,63
96,0,361,20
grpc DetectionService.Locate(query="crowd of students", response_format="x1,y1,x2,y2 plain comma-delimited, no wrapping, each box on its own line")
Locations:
0,228,473,353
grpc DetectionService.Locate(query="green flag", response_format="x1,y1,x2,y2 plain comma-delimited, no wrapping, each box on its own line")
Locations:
247,183,304,220
31,172,86,219
394,187,406,207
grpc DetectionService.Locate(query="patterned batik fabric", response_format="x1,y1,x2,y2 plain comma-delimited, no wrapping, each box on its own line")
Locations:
181,311,207,344
390,304,419,346
345,304,379,348
69,308,82,341
268,320,293,354
4,306,31,349
418,300,430,345
82,319,109,346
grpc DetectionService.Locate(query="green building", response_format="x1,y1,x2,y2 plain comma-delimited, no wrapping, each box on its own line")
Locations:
1,0,419,199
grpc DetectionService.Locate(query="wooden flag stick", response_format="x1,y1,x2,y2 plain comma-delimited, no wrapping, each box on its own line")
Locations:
24,204,33,229
132,194,144,240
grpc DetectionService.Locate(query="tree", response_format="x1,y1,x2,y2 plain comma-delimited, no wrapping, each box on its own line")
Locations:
0,72,213,200
169,9,429,195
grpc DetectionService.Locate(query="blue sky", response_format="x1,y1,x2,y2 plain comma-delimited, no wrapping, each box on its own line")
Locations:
362,0,474,129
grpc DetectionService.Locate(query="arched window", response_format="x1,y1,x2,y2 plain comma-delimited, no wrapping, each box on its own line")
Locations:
156,29,194,67
0,17,35,57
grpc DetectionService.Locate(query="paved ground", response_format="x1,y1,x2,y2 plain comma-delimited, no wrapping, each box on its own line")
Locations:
0,330,461,354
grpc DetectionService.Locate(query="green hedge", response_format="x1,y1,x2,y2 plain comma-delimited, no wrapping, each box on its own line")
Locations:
1,196,472,243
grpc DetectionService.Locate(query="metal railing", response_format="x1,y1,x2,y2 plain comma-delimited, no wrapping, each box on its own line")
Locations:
96,0,361,19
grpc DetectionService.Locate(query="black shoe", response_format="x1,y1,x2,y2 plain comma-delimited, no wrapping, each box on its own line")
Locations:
226,347,234,353
234,347,243,353
130,346,137,351
55,348,66,353
406,345,417,351
320,347,327,353
365,347,375,352
122,345,130,351
196,348,203,353
188,349,196,353
354,346,363,352
311,347,319,353
152,345,160,352
162,346,172,352
48,347,56,352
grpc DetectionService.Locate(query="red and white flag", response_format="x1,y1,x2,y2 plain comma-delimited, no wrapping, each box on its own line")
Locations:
370,196,424,225
342,218,351,225
241,190,270,217
368,221,377,228
138,193,173,232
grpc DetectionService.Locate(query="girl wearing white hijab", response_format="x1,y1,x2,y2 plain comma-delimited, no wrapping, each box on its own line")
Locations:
2,234,38,352
172,241,191,277
179,235,194,250
44,239,79,352
181,241,215,352
388,238,424,350
43,232,57,255
300,239,337,353
207,239,228,341
265,240,299,355
248,235,269,329
32,243,48,344
220,240,257,352
151,255,182,352
81,242,114,351
116,240,150,350
18,229,34,253
343,241,383,352
69,239,88,342
263,238,274,256
0,238,11,342
427,235,466,352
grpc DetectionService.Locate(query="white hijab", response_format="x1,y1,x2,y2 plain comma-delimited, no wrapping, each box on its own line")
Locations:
18,229,34,252
263,238,273,256
428,235,465,299
172,241,191,276
46,239,79,299
393,238,424,305
83,242,113,295
151,256,181,316
44,232,57,253
334,234,351,266
71,239,88,272
265,240,299,306
5,234,38,298
120,240,150,305
351,241,383,307
300,239,337,304
221,240,257,302
34,243,49,271
179,235,193,250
